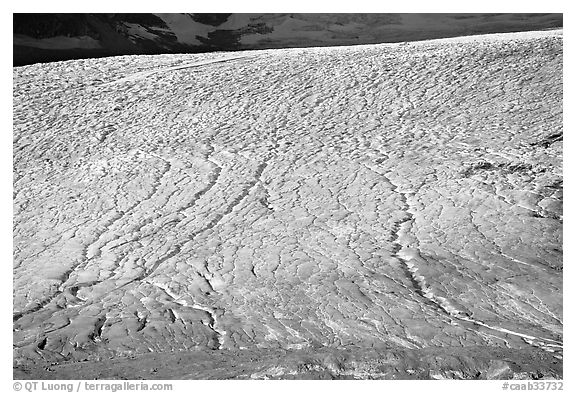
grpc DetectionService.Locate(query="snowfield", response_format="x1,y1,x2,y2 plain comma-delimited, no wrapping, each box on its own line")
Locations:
13,29,562,379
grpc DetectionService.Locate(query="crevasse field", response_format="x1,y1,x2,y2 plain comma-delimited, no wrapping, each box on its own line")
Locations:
13,29,562,379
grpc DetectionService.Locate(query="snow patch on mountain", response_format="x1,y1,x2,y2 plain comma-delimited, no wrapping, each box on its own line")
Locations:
154,13,212,45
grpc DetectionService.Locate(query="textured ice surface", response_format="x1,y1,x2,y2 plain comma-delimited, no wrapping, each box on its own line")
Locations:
13,30,562,379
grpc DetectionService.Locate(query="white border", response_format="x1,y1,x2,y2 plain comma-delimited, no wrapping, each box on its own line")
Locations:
4,3,571,392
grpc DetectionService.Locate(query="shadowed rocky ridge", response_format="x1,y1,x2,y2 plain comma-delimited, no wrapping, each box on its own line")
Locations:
13,13,562,66
13,29,562,379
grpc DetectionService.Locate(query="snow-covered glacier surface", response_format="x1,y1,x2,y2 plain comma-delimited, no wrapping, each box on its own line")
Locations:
13,30,562,379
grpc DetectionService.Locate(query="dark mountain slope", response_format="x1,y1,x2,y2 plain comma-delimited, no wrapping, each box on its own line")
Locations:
13,13,562,66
